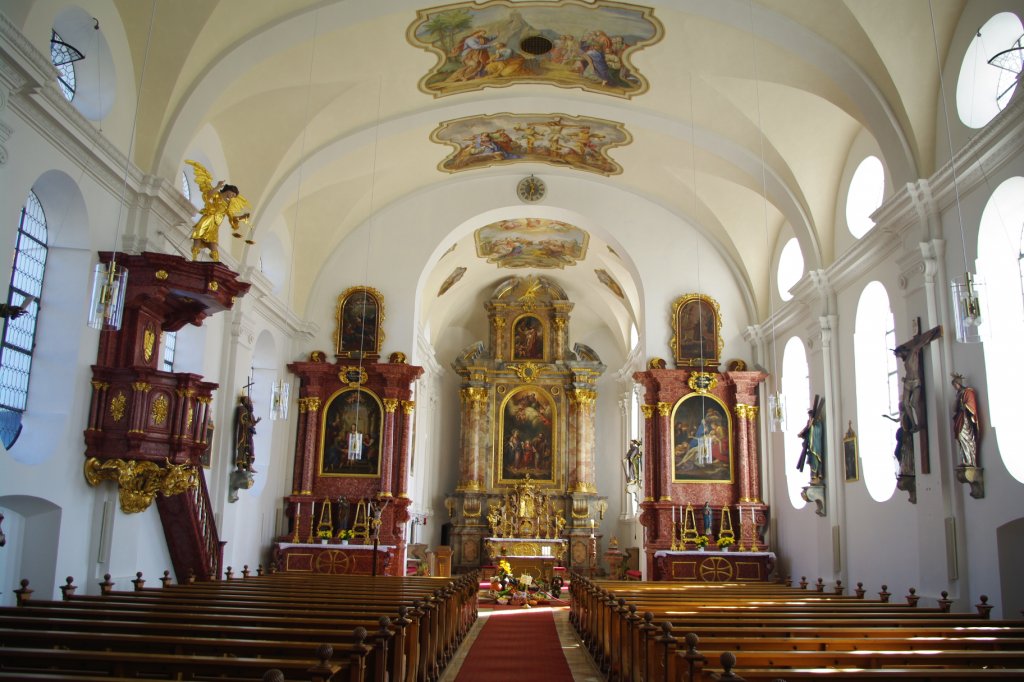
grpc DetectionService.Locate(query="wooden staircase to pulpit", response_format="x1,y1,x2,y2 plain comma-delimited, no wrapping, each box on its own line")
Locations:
83,252,249,582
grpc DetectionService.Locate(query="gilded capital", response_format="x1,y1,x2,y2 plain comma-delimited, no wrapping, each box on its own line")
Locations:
657,401,672,417
640,404,655,419
494,317,506,329
131,382,151,393
297,397,322,413
461,387,488,409
571,388,597,406
734,403,759,420
401,400,416,415
383,398,399,413
91,380,109,391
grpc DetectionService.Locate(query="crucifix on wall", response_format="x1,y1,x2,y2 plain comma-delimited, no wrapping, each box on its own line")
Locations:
892,318,942,475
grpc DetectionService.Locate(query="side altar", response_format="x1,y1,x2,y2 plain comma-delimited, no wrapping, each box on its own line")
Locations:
446,276,607,573
273,286,423,576
634,295,771,581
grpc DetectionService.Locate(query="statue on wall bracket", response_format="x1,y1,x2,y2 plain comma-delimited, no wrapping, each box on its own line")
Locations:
951,373,984,499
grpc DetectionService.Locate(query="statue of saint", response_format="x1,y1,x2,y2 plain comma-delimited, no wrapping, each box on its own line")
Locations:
797,396,825,482
951,373,981,467
233,394,260,473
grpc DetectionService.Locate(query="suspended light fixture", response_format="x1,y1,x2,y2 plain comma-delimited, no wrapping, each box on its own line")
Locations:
929,0,989,343
746,1,786,431
87,6,156,330
269,379,290,421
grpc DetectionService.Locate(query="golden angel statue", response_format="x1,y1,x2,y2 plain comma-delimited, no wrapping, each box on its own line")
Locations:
185,160,252,262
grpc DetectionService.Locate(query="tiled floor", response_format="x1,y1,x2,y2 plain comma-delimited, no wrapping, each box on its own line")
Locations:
440,606,603,682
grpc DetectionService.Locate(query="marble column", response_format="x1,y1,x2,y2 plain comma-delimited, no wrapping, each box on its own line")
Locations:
640,403,655,501
396,400,415,498
297,397,321,495
733,403,753,503
458,387,487,491
657,401,673,501
569,388,598,491
380,398,399,497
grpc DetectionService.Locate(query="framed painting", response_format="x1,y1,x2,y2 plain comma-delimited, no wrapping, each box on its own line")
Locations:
319,388,383,477
511,315,545,360
497,386,556,486
334,286,385,360
672,393,733,483
670,293,722,369
843,421,859,482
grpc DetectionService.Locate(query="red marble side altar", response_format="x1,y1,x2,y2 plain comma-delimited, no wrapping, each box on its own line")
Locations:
276,355,422,575
633,368,769,580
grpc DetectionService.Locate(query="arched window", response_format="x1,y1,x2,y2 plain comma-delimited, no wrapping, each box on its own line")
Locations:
957,13,1024,129
846,156,885,238
0,191,49,417
50,29,83,101
180,171,192,202
781,336,810,509
854,282,897,502
777,238,804,301
161,332,177,373
977,176,1024,483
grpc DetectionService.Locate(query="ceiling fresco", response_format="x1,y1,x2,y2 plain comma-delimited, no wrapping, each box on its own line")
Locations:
475,218,590,269
432,113,631,175
408,0,663,98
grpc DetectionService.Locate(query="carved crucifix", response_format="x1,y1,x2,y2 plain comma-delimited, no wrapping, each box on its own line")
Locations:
893,318,942,474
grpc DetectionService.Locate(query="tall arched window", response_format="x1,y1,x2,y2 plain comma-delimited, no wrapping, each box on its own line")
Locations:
854,282,897,501
777,238,804,302
0,191,49,417
847,156,885,238
977,176,1024,483
781,336,810,509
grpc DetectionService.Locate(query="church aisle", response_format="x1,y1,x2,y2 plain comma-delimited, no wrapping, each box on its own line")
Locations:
442,606,601,682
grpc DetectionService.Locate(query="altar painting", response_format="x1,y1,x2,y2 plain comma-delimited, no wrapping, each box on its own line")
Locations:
498,386,556,485
670,294,722,368
334,287,384,359
434,113,629,175
408,1,663,99
672,393,733,483
512,315,545,360
320,388,383,477
476,218,589,269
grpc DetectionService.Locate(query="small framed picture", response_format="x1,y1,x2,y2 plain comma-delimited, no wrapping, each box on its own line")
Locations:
843,421,859,483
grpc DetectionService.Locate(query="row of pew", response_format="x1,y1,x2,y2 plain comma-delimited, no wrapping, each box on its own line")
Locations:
0,568,479,681
570,573,1024,681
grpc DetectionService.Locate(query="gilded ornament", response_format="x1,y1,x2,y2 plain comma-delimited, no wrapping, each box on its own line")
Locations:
494,317,506,329
297,397,322,413
143,327,156,362
186,404,194,431
154,270,169,280
196,396,212,405
507,362,545,383
647,357,667,369
388,351,407,364
383,398,399,413
571,389,597,406
554,317,566,330
150,395,169,426
688,372,719,394
657,402,672,417
91,380,109,391
131,382,151,393
640,404,655,419
461,387,488,408
109,393,127,422
83,457,198,514
207,281,219,291
338,366,368,386
734,403,758,420
401,400,416,415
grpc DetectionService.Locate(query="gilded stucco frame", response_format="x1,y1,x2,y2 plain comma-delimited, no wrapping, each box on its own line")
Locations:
319,387,384,478
669,293,723,369
333,286,385,360
671,392,734,484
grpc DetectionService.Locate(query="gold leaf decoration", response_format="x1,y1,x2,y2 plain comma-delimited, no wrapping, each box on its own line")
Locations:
109,393,126,422
83,457,198,513
151,395,169,426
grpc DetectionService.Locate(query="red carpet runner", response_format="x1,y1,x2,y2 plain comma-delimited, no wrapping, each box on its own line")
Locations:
455,608,575,681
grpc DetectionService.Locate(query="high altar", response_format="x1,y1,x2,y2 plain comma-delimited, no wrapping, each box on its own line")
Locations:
273,287,423,576
446,276,606,574
634,294,773,581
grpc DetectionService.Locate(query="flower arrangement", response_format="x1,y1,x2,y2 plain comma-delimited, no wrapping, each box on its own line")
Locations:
716,536,734,548
337,529,355,541
693,535,709,549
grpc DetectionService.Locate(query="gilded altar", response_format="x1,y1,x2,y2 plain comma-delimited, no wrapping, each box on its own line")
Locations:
447,276,606,573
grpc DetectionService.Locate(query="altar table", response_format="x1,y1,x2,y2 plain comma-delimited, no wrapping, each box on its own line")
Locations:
652,550,776,582
273,542,397,576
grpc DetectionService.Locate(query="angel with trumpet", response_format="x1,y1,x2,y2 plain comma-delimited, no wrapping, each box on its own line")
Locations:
185,160,253,262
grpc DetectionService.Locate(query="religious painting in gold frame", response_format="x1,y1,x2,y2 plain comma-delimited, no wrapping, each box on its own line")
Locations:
843,421,859,483
511,314,546,361
672,392,733,483
319,387,384,478
334,286,385,360
497,385,557,487
669,293,722,369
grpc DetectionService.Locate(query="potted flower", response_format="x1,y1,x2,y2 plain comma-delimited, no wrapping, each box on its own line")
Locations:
693,535,709,551
337,529,355,545
717,536,735,552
